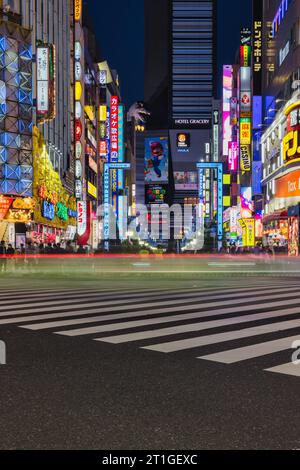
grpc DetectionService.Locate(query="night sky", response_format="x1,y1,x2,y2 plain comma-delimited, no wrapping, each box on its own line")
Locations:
85,0,252,106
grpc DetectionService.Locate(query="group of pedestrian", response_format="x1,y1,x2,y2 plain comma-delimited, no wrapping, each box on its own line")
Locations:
0,240,87,258
223,241,281,256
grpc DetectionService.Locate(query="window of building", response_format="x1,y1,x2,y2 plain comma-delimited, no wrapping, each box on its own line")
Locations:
1,0,20,14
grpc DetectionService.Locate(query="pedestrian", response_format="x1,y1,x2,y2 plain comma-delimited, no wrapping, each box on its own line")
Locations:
56,243,65,254
45,243,53,255
6,244,15,255
0,241,7,273
65,241,74,254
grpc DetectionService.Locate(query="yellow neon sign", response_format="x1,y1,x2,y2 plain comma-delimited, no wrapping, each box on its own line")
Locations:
282,130,300,163
74,0,82,22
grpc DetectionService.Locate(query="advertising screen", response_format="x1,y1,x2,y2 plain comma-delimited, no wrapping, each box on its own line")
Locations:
222,65,233,156
176,133,190,152
240,186,254,218
145,186,167,204
289,217,299,256
174,172,198,190
145,137,169,183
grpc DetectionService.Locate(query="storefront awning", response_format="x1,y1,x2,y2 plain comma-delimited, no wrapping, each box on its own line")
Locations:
263,210,288,224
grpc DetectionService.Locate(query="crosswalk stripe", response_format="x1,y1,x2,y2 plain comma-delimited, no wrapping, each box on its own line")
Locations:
0,283,290,308
0,289,133,303
198,335,300,364
0,289,215,313
142,318,300,353
94,308,300,344
53,293,300,338
0,288,201,306
265,362,300,377
0,285,296,318
18,292,300,333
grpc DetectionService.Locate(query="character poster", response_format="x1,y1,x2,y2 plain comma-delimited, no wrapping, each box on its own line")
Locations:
288,217,299,257
145,137,169,183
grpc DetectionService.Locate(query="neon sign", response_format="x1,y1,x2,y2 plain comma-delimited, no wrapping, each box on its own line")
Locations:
272,0,292,37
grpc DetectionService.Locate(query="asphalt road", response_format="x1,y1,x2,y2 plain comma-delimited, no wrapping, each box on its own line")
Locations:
1,267,300,450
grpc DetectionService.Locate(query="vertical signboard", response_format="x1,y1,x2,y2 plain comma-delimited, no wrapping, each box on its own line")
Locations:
74,0,82,22
223,65,233,157
110,96,119,213
36,47,49,116
253,0,263,95
213,110,219,162
74,1,84,202
228,142,238,172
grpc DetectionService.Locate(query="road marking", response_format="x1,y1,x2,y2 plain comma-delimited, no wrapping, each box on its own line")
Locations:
199,335,300,364
0,286,296,318
142,319,300,353
15,297,300,334
265,362,300,377
0,288,200,306
95,309,300,344
53,295,300,338
208,262,257,267
0,283,287,306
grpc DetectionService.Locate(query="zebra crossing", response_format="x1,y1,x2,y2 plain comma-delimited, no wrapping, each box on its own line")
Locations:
1,280,300,378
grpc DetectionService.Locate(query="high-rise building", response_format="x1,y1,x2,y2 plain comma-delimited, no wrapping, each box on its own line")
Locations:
143,0,217,248
0,0,78,247
145,0,217,130
260,0,300,254
171,0,217,128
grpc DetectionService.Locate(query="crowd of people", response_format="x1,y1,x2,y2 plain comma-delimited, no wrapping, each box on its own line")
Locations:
223,241,287,255
0,240,88,257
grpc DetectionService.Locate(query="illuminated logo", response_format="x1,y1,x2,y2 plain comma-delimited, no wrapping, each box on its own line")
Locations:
75,120,82,141
240,145,251,172
177,133,190,152
74,0,82,22
282,131,300,163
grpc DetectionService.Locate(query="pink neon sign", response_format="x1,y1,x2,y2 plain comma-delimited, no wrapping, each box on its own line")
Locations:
228,142,238,172
222,65,233,157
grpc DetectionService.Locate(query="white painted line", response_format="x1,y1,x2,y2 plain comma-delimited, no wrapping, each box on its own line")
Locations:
4,293,297,329
142,319,300,353
265,362,300,377
54,295,300,338
199,335,300,364
0,285,295,318
96,309,300,344
208,263,257,267
0,288,200,306
0,289,223,314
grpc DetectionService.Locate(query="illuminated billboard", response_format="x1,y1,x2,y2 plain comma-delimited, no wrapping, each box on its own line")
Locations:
282,104,300,165
145,186,167,204
174,172,198,190
222,65,233,157
240,187,254,218
36,44,56,122
0,23,33,197
228,142,238,172
145,137,169,183
240,118,251,145
176,133,190,152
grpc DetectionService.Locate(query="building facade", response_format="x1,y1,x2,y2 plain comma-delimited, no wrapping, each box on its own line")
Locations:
261,0,300,254
143,0,218,249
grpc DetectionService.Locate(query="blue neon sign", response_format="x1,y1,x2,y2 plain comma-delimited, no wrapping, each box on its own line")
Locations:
272,0,292,37
197,163,223,243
